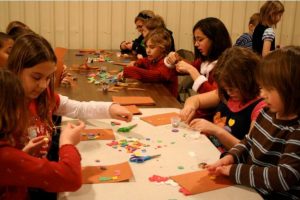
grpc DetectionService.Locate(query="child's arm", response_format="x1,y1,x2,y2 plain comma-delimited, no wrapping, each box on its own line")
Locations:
0,121,85,192
54,95,132,122
262,40,272,57
180,90,220,123
189,118,240,149
122,65,173,82
228,134,300,192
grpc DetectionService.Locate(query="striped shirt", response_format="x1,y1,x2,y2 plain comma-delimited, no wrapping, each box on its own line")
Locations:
228,108,300,199
235,33,253,49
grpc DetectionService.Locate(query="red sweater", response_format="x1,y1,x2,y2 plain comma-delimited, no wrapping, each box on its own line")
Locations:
191,59,217,94
123,57,178,97
0,142,82,200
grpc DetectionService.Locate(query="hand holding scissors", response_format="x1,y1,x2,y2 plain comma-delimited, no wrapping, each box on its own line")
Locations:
129,154,161,163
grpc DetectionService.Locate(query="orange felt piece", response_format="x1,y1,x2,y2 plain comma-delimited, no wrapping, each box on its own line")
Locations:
82,162,134,184
124,105,142,115
170,170,233,195
81,129,115,141
112,96,155,106
140,112,179,126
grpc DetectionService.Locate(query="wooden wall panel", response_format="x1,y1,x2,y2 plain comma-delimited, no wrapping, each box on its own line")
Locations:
0,1,299,51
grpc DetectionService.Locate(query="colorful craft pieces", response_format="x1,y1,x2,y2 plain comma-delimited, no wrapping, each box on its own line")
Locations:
117,124,137,133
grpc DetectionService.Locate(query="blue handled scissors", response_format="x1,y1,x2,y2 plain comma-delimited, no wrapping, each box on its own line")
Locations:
129,154,161,163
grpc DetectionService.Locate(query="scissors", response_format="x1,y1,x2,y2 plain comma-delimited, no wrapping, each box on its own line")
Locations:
129,154,161,163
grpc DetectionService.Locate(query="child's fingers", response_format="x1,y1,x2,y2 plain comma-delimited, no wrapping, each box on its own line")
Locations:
31,136,45,143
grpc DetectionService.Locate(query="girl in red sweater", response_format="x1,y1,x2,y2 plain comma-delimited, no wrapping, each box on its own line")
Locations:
0,69,85,200
118,28,178,97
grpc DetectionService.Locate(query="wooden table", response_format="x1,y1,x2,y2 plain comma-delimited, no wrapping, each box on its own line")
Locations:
59,108,262,200
56,49,182,108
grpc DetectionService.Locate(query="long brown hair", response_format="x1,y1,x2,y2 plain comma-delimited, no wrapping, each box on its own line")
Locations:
0,70,28,141
7,33,57,125
260,0,284,27
256,46,300,116
214,47,261,104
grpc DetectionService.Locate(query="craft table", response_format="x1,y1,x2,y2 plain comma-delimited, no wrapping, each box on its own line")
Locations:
56,49,182,108
59,108,262,200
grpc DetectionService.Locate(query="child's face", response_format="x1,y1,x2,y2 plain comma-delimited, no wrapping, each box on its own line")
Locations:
142,26,149,38
135,20,144,34
260,87,284,117
145,39,163,61
0,39,14,68
223,86,242,101
194,28,212,56
20,61,56,100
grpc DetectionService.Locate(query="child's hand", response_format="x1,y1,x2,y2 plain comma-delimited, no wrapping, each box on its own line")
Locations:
175,61,193,74
23,136,48,155
180,95,199,123
206,155,234,176
125,42,133,50
166,52,178,65
117,71,124,80
127,61,136,67
137,54,143,59
120,41,130,50
59,121,85,147
189,118,220,136
109,104,133,122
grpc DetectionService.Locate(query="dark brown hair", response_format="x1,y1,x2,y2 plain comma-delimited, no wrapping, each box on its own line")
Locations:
256,46,300,116
193,17,232,62
214,47,261,104
6,21,33,41
0,70,28,142
260,0,284,26
7,33,57,125
135,10,155,23
144,28,171,56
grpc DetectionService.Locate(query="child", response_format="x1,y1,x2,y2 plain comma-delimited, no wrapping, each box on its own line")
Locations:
6,33,132,156
185,47,265,151
165,17,232,95
120,10,155,58
142,15,175,53
118,28,178,97
252,1,284,57
207,46,300,199
0,32,14,68
235,13,260,49
0,69,85,200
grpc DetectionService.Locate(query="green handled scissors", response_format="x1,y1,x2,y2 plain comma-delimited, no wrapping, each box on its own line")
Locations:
117,124,137,133
129,154,161,163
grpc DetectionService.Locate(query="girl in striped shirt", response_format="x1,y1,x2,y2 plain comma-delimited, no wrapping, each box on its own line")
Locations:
207,46,300,199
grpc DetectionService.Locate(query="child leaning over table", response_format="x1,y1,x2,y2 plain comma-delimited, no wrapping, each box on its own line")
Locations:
183,47,265,151
207,46,300,199
118,28,178,97
0,69,85,200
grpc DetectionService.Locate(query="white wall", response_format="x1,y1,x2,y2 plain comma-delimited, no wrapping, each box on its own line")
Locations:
0,1,299,51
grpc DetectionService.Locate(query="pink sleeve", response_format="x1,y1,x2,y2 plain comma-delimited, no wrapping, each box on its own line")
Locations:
251,100,267,121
